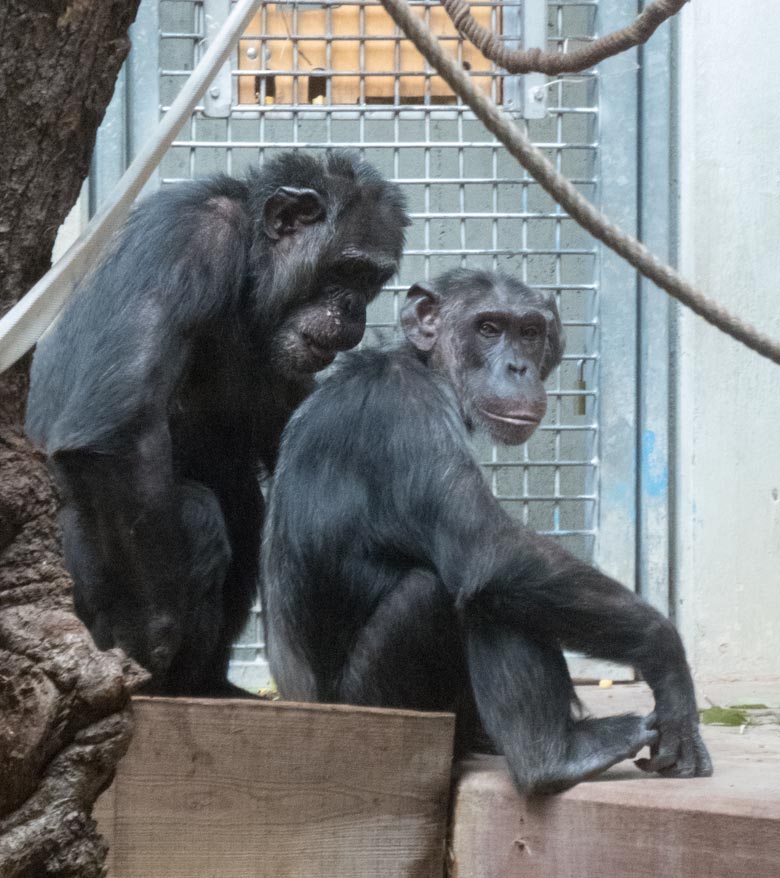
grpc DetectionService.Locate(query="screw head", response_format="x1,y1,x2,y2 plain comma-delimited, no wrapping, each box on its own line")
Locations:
209,86,221,99
246,46,258,60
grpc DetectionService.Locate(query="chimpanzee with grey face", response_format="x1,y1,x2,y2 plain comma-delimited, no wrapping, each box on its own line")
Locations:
263,268,712,795
25,151,409,696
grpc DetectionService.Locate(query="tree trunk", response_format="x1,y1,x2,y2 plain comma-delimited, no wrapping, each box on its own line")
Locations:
0,3,147,875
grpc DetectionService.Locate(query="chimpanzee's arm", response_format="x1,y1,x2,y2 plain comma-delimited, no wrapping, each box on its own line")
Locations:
26,177,251,454
53,421,206,678
26,180,251,681
415,444,711,778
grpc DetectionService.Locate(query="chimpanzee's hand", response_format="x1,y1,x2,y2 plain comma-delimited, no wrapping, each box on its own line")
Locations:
634,710,713,777
95,608,182,684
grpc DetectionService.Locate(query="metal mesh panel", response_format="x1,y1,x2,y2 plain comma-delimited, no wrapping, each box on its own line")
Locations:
157,0,601,685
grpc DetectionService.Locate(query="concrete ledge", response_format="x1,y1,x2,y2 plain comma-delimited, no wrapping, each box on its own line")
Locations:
449,683,780,878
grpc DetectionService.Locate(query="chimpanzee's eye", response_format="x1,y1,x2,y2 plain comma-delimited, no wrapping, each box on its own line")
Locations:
478,321,501,338
521,325,541,340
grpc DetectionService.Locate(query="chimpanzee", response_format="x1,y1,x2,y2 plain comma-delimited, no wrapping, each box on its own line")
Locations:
262,268,713,795
25,151,409,696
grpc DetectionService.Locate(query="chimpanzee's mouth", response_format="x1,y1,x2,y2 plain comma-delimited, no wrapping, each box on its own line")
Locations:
479,408,540,426
303,335,337,367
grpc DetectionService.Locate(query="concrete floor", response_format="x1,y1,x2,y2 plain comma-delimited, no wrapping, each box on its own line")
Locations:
579,679,780,803
449,681,780,878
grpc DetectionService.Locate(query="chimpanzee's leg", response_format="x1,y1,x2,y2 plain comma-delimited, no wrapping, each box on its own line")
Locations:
60,504,121,652
56,449,233,693
337,569,483,754
466,616,658,795
190,465,265,697
156,481,233,694
462,537,712,788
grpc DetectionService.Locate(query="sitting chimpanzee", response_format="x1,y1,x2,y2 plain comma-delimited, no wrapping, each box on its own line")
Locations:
25,151,409,696
262,268,713,794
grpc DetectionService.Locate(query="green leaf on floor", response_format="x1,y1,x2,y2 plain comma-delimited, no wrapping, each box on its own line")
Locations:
728,703,769,710
699,706,748,726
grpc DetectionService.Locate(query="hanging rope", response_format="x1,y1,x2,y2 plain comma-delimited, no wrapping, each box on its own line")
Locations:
441,0,688,74
378,0,780,366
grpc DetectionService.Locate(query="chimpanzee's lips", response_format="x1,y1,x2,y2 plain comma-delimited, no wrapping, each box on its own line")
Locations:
479,408,540,426
304,338,337,367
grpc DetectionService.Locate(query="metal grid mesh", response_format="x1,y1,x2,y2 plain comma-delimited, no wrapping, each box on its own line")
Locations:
157,0,600,683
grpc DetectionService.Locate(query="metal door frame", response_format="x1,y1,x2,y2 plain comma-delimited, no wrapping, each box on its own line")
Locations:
595,0,675,614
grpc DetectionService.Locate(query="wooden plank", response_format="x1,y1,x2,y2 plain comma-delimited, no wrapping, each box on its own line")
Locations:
96,696,454,878
450,759,780,878
448,684,780,878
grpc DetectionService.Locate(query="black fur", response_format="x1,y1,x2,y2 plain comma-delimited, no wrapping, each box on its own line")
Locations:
263,269,713,794
25,151,409,696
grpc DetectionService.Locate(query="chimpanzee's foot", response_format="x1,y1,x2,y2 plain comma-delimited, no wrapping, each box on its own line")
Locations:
523,713,658,795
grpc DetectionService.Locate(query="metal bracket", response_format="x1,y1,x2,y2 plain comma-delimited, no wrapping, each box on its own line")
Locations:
503,0,548,120
202,0,233,117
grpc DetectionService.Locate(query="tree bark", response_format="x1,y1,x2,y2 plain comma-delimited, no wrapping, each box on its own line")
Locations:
0,3,147,875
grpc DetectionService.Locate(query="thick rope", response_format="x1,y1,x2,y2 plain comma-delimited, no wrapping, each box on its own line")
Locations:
442,0,687,74
379,0,780,366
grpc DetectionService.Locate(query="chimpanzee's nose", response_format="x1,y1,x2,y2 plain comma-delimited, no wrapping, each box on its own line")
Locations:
507,361,529,377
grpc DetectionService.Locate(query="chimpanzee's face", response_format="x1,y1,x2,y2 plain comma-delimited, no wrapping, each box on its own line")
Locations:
401,273,564,445
261,179,406,376
453,304,550,445
269,254,396,375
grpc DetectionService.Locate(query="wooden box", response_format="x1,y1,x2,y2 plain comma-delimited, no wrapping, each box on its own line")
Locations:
96,697,455,878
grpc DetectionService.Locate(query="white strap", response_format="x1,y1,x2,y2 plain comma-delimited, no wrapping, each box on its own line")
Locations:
0,0,264,374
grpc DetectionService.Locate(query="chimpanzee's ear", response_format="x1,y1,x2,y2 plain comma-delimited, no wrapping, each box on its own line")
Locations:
540,294,565,380
400,283,441,352
263,187,327,240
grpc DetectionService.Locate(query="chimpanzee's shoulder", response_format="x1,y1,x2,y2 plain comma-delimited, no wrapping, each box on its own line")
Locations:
283,346,448,447
314,346,449,416
325,345,431,389
289,346,459,450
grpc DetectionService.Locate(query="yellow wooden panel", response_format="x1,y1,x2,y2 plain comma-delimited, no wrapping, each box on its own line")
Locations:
330,7,362,105
237,2,498,106
398,5,495,102
237,10,262,104
363,5,400,103
290,7,328,104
